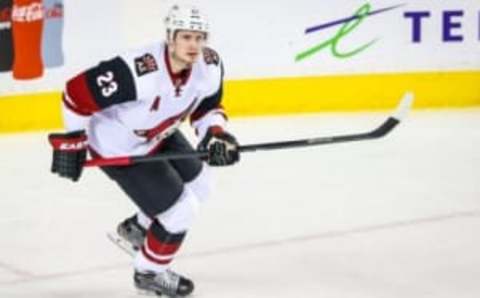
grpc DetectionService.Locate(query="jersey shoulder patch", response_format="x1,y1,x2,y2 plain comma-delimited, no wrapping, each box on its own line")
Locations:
203,47,220,66
134,53,159,77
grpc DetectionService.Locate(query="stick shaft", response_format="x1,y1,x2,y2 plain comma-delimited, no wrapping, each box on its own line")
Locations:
84,92,412,168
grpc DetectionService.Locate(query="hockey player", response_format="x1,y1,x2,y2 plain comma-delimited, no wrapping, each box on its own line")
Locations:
48,4,239,297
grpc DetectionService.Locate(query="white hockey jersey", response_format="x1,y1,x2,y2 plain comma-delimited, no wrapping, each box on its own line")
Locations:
62,42,227,157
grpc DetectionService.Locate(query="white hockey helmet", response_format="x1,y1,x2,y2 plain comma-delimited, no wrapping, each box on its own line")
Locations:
165,4,209,40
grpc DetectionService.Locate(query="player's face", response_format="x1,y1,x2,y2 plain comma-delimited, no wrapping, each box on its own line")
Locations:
170,30,207,65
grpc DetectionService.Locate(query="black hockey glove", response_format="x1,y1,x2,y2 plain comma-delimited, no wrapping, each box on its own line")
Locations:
48,130,87,182
198,126,240,166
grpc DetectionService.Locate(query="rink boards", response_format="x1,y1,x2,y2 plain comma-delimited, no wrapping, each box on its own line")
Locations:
0,70,479,133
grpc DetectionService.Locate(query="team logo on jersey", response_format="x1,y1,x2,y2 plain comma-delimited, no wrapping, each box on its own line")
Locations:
202,47,219,66
133,100,198,141
135,53,158,76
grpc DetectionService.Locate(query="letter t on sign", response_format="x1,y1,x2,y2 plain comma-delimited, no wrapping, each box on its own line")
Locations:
404,11,431,43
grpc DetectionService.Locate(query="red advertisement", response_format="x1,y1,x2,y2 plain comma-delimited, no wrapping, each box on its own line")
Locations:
0,0,64,80
11,0,44,80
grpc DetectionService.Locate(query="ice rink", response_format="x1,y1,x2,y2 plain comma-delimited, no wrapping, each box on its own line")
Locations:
1,107,479,298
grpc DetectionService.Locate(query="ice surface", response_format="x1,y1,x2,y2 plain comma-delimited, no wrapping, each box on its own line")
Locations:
0,108,479,298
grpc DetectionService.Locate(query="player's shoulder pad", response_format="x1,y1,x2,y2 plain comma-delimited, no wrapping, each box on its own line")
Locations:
202,46,221,67
200,46,224,95
201,46,224,78
121,43,162,78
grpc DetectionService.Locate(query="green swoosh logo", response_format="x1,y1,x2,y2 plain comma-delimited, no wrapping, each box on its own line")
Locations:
296,3,381,61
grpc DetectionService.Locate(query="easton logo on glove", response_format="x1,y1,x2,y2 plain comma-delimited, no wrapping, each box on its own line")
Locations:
48,130,88,182
49,135,87,151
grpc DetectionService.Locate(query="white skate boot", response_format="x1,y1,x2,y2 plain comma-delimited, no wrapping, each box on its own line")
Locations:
134,269,194,297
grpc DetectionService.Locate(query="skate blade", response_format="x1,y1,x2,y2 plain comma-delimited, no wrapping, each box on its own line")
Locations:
136,289,166,297
106,231,136,257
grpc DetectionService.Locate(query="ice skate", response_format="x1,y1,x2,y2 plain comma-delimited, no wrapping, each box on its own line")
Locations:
107,215,146,256
134,269,194,297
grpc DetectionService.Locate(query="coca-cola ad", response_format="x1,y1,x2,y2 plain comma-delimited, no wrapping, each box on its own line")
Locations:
42,0,64,68
12,1,43,22
0,0,64,79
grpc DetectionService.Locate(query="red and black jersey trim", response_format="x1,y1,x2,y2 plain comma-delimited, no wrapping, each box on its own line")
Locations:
190,84,226,123
164,46,192,92
65,57,137,115
65,74,99,115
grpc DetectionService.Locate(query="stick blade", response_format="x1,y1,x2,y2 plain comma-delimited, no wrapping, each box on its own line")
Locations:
392,92,414,121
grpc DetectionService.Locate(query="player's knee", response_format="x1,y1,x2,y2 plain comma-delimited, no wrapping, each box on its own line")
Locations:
186,165,213,203
155,188,200,234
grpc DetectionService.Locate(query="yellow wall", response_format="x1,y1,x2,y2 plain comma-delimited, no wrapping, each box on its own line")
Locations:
0,92,63,133
224,70,480,116
1,70,479,133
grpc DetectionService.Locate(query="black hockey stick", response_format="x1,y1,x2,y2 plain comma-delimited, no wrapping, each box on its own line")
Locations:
84,92,413,167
